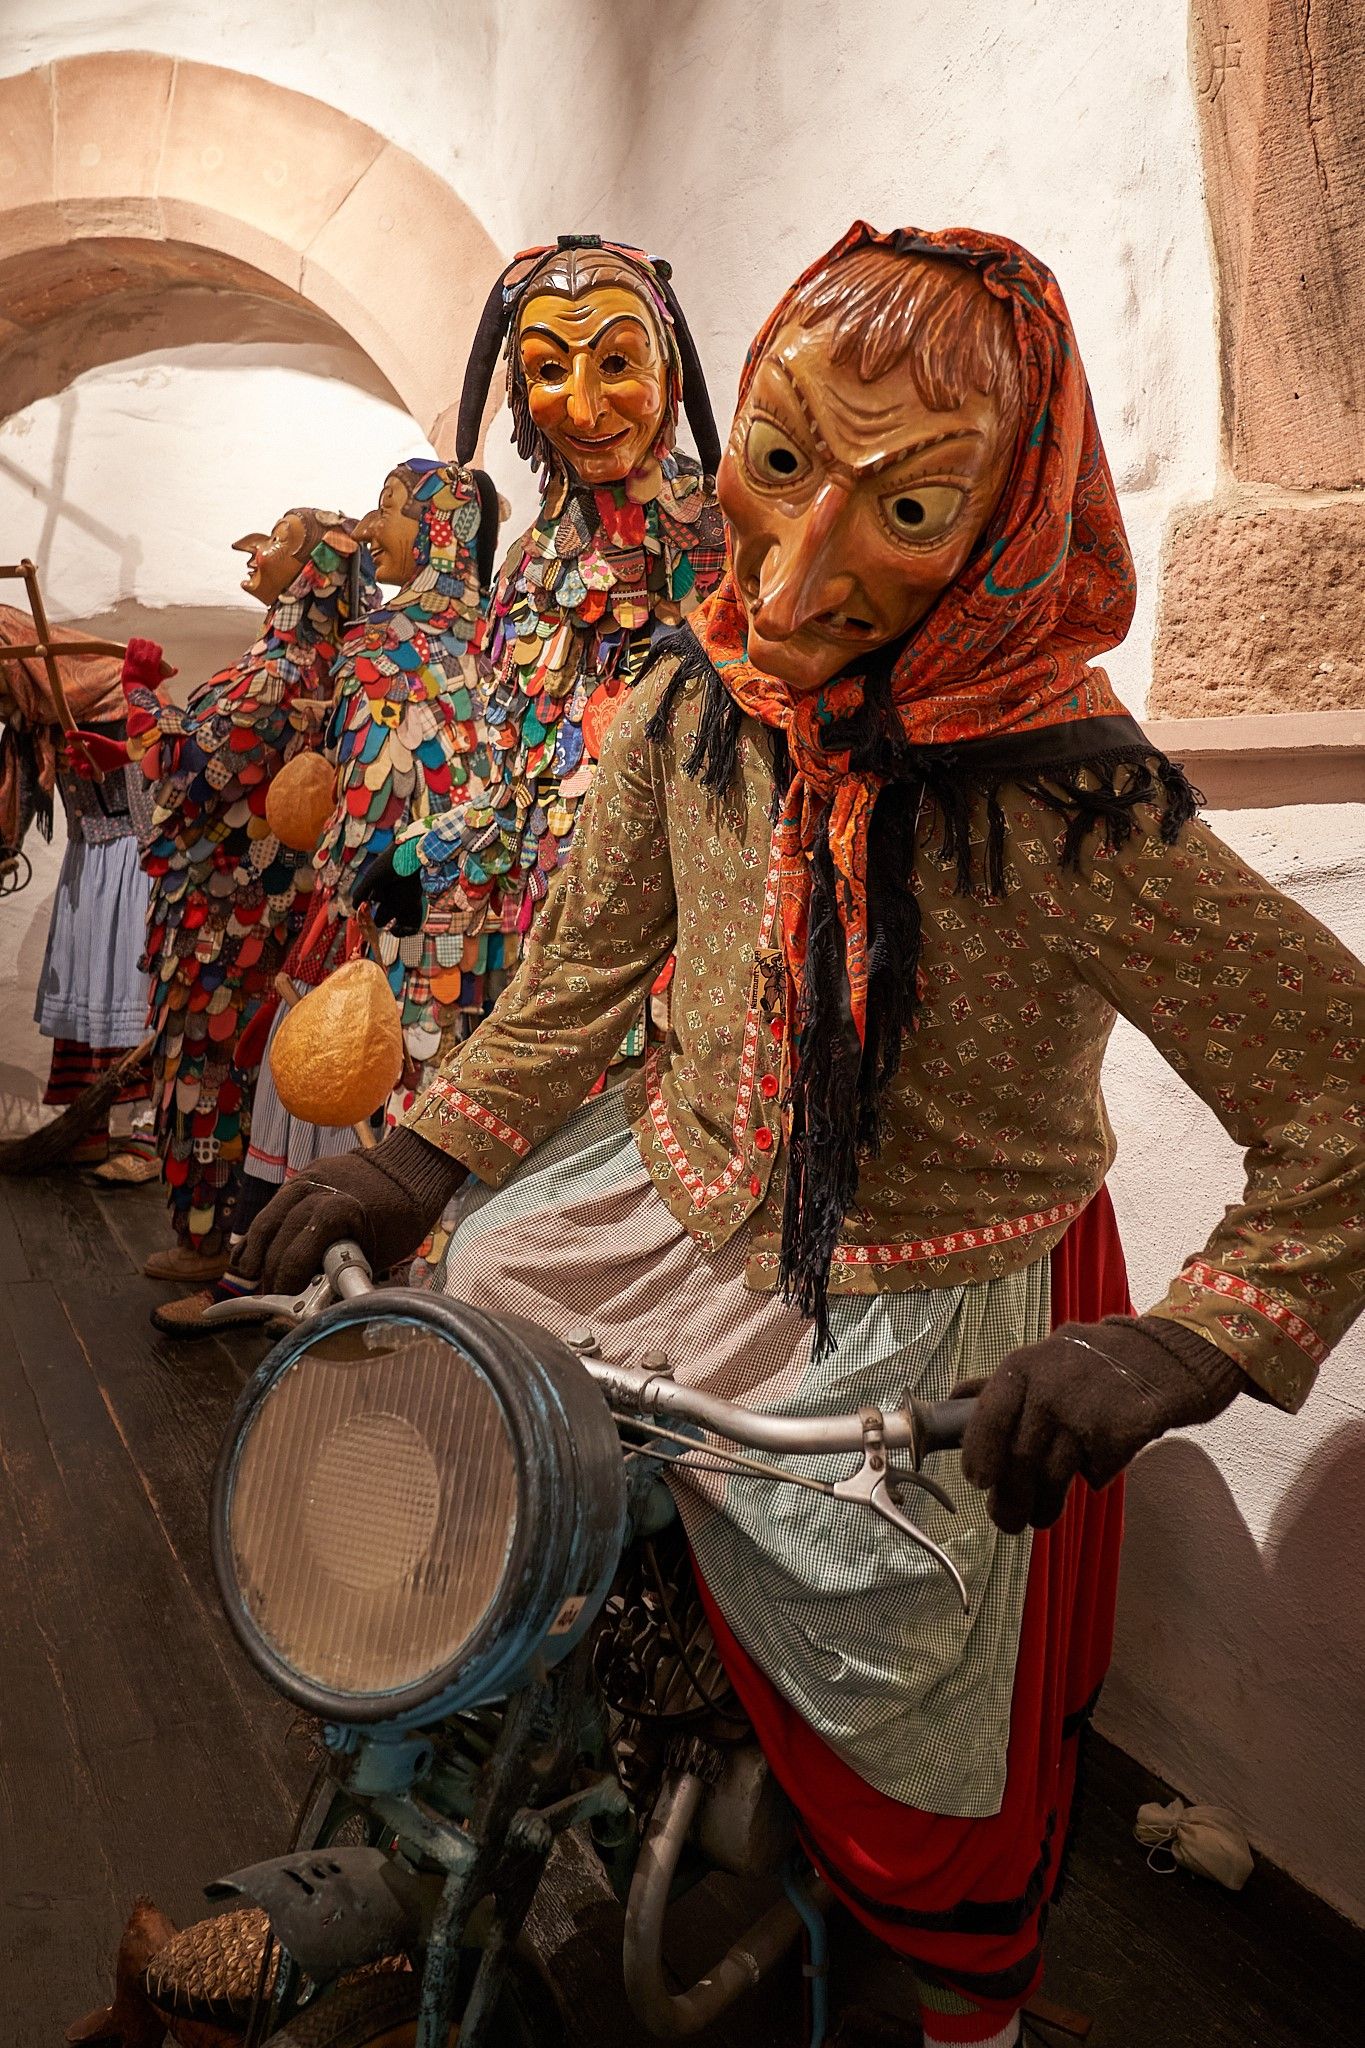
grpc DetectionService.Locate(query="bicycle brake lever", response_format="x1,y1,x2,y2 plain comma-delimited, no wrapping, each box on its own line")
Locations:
830,1409,970,1613
885,1463,957,1515
197,1270,335,1328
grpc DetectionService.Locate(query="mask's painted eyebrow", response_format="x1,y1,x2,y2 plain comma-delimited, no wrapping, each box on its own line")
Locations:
520,323,576,351
587,312,653,351
521,312,655,353
769,357,986,477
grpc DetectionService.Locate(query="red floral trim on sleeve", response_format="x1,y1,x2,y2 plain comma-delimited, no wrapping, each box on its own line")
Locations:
423,1080,530,1159
1178,1257,1328,1365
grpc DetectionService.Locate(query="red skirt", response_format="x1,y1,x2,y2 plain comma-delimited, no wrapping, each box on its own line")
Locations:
42,1037,150,1108
696,1189,1131,2034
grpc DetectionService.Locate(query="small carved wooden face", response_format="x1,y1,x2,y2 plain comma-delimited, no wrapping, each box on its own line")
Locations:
717,317,1012,692
354,474,422,588
233,513,312,608
516,283,668,485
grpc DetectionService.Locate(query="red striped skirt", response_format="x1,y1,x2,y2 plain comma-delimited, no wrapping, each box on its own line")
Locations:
42,1038,150,1108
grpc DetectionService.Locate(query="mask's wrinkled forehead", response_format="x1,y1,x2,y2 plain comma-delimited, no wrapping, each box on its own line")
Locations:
513,244,669,326
758,245,1021,448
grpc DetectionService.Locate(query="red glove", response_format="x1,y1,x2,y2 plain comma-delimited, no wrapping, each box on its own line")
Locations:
63,730,129,780
120,637,171,698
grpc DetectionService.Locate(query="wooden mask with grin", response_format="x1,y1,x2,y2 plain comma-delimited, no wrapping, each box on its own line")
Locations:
512,248,673,489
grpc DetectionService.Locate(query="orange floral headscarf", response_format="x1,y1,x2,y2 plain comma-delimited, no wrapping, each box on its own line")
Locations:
689,220,1136,1054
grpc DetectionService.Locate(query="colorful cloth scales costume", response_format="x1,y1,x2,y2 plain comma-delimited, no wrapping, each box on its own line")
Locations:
390,242,725,1059
245,463,503,1188
127,529,364,1252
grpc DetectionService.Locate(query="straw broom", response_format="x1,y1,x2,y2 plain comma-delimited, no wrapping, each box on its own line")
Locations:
0,1033,155,1176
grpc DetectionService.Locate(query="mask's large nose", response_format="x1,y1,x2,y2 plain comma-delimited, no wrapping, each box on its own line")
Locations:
232,531,270,566
352,511,381,547
750,479,856,641
566,353,606,434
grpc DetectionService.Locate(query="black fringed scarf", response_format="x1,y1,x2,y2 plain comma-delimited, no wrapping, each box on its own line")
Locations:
648,633,1199,1347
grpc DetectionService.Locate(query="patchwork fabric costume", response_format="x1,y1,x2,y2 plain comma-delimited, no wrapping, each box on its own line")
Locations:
389,245,725,1047
126,530,366,1253
406,226,1365,2040
244,463,503,1192
0,607,151,1129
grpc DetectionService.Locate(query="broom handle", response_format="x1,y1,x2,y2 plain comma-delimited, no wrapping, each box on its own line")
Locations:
273,973,378,1150
355,905,385,959
114,1032,156,1077
15,561,75,736
0,637,131,661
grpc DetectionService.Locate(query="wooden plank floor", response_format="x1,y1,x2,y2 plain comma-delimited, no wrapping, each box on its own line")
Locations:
1,1172,1360,2046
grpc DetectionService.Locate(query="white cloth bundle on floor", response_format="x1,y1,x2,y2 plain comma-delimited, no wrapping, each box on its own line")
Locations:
1134,1797,1254,1890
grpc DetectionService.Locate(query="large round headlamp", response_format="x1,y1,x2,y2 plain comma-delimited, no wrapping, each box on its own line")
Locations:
211,1292,627,1726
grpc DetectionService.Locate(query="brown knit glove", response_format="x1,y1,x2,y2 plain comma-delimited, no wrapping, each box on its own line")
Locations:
236,1129,468,1295
953,1316,1244,1535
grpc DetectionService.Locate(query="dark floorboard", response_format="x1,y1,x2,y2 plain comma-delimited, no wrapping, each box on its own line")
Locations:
1,1174,1361,2046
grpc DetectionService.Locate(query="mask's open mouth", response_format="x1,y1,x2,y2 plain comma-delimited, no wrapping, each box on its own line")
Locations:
818,609,877,640
564,426,630,452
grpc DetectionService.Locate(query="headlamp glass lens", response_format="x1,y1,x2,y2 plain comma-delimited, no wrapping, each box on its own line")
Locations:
228,1316,518,1700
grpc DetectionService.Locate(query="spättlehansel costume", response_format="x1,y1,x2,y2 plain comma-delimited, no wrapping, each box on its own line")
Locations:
381,241,725,1054
125,519,366,1262
0,607,152,1160
241,464,500,1180
238,226,1365,2044
181,463,503,1317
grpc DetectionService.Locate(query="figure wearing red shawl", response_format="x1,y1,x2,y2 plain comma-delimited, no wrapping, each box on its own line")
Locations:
240,228,1365,2045
0,607,151,1160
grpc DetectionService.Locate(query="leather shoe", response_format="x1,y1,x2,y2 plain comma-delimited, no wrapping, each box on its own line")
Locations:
142,1245,229,1283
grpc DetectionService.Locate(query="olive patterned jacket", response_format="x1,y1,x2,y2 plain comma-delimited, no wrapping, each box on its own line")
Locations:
408,657,1365,1414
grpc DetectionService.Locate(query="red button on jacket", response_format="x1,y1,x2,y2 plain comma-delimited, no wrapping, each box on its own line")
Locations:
760,1073,779,1099
754,1126,774,1153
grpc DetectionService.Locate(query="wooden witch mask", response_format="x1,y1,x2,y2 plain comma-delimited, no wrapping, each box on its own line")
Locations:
716,243,1021,692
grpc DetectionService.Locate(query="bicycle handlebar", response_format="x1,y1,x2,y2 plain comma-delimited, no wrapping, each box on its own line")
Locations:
199,1242,974,1464
200,1242,977,1605
582,1356,972,1461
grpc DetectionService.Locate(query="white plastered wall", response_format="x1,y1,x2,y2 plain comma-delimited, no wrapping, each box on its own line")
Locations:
0,338,432,621
2,0,1362,1924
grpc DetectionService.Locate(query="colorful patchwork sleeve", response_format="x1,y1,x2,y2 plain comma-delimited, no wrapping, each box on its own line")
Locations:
403,679,677,1184
314,653,468,904
134,679,301,840
1062,807,1365,1410
122,679,185,774
394,792,533,910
